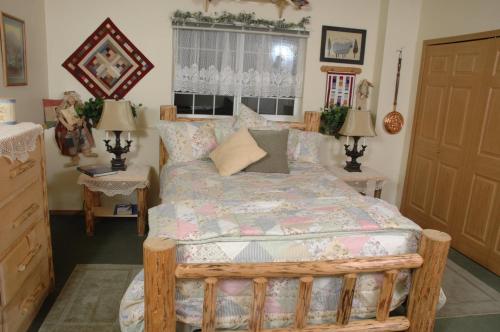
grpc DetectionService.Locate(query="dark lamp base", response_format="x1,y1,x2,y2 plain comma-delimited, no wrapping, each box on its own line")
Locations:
343,136,367,173
104,131,132,172
111,158,127,171
344,160,362,172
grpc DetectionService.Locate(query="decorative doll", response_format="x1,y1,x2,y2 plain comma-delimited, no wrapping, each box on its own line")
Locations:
54,91,97,167
355,79,374,112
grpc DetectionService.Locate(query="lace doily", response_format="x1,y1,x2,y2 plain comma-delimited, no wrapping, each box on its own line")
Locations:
0,123,43,162
328,165,386,197
77,164,151,197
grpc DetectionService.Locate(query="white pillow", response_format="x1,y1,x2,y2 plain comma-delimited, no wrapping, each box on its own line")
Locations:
157,121,217,166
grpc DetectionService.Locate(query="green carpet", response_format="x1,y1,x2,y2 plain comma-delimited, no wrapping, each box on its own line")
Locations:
30,215,500,331
39,265,141,331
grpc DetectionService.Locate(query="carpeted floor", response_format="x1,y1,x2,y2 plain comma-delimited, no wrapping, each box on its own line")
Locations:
30,214,500,331
39,265,141,331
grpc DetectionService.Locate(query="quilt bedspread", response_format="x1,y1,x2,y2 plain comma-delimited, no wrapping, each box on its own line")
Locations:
120,160,422,331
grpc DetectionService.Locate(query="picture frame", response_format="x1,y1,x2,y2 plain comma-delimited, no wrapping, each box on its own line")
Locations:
0,12,27,86
320,25,366,65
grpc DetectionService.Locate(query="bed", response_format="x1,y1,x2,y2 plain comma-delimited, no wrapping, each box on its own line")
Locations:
120,106,450,332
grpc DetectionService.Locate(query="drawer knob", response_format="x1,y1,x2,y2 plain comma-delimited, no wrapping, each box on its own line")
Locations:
17,243,42,272
12,203,40,229
20,282,45,316
9,159,36,179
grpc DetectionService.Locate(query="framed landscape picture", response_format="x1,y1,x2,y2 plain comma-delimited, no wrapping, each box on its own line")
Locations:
320,26,366,65
1,12,27,86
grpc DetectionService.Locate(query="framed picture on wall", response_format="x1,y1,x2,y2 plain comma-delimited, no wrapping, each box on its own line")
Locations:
0,12,27,86
320,26,366,65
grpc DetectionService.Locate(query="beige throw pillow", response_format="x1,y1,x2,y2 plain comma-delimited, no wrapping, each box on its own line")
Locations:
209,128,267,176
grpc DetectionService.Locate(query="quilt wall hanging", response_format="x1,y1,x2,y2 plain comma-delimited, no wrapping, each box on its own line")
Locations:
325,72,356,108
62,18,154,99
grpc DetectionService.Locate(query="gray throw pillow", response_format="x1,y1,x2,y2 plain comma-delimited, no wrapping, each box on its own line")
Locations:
244,129,289,174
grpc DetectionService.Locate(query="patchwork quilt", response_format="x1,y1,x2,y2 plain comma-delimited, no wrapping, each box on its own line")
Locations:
120,160,422,331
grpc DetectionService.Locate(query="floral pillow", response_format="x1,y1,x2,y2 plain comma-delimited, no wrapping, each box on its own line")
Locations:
235,103,270,128
214,117,237,144
157,121,217,166
288,128,325,163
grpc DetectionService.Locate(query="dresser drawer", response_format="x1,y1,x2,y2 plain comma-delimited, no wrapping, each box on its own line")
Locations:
0,222,48,306
0,142,42,205
0,180,44,256
1,260,49,332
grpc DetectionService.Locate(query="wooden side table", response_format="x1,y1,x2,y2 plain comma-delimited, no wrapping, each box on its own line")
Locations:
328,165,387,198
77,165,151,236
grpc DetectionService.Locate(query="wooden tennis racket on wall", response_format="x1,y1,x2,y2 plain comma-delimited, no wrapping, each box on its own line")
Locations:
383,49,405,134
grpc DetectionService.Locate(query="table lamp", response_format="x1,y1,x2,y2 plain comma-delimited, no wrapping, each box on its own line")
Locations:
339,110,376,172
97,100,136,171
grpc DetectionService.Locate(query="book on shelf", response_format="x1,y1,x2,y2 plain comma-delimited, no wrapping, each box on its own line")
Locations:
77,164,118,177
114,203,138,216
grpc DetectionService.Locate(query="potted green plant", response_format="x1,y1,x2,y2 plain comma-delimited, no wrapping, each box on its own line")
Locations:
76,98,142,128
319,105,350,138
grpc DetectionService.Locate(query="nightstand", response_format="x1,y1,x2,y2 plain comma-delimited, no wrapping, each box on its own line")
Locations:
77,164,151,236
328,165,387,198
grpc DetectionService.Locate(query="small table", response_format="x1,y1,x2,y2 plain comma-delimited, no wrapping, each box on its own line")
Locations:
328,165,387,198
78,164,151,236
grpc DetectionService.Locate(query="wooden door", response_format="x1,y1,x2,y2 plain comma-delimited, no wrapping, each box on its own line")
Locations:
402,39,491,236
402,36,500,274
451,38,500,274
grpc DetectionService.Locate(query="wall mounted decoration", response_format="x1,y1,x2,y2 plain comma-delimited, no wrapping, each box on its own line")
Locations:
383,49,405,134
203,0,310,18
1,12,27,86
171,10,310,33
62,18,154,99
325,72,356,108
320,26,366,65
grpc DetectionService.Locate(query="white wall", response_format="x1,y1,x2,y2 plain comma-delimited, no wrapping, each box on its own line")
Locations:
44,0,390,210
419,0,500,40
0,0,48,123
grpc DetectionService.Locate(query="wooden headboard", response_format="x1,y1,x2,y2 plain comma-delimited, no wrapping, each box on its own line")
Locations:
159,105,321,169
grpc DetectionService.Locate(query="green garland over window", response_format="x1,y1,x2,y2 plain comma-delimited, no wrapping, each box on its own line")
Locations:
172,10,310,33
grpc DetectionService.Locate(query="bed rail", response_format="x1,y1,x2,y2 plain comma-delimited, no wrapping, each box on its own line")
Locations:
144,229,451,332
159,105,322,170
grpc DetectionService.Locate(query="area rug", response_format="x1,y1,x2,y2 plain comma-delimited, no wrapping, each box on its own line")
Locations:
437,260,500,318
40,261,500,331
39,264,141,332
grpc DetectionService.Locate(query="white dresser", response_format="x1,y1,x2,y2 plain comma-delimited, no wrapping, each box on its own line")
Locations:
0,123,53,332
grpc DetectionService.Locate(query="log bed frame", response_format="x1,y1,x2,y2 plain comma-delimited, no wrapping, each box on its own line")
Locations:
145,105,452,332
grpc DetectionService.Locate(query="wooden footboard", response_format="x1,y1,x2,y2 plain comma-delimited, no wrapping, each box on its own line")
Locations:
144,229,451,332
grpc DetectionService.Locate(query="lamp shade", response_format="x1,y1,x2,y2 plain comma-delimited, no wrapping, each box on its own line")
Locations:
97,100,136,131
0,98,16,124
339,110,376,137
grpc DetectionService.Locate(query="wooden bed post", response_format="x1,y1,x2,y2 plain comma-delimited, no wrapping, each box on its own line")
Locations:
144,237,176,332
407,229,451,332
303,111,321,132
159,105,177,169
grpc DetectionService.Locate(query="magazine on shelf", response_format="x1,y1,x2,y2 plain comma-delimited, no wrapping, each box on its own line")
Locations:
114,203,138,216
77,164,118,177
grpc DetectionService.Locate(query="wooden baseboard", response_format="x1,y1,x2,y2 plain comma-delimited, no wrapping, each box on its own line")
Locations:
50,210,83,216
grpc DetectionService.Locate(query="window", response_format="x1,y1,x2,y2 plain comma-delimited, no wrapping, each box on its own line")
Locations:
173,28,306,118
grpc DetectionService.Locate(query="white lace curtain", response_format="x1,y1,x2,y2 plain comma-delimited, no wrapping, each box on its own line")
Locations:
173,28,306,98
